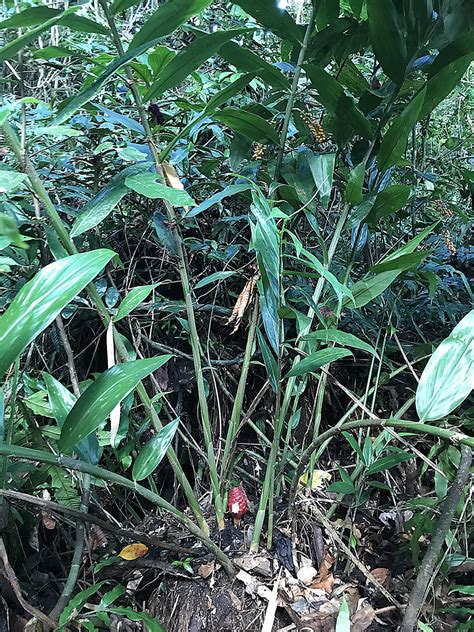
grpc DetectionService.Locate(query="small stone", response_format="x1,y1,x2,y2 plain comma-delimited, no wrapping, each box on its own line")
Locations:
297,565,318,585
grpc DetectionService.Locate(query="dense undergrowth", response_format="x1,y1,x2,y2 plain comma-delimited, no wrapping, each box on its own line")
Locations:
0,0,473,630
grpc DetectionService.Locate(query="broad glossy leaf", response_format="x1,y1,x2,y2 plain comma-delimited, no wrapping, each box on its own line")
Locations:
33,46,78,59
377,87,426,171
132,418,179,481
128,0,213,45
0,6,108,35
287,348,353,378
366,184,411,224
367,0,407,84
114,284,158,322
299,248,353,305
304,329,378,358
0,250,115,380
304,65,372,140
94,104,145,135
213,108,280,145
305,151,336,209
43,373,99,464
344,161,365,204
230,0,301,43
369,251,429,274
195,271,235,289
416,310,474,421
59,356,172,452
125,173,195,206
145,29,249,101
381,221,439,263
366,451,414,475
71,163,150,237
344,271,400,308
187,183,251,218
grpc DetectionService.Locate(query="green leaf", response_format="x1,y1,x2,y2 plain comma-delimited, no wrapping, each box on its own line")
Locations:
336,596,351,632
43,373,99,464
59,356,172,452
366,450,414,475
94,104,145,135
52,37,167,125
344,271,400,308
305,151,336,209
0,171,26,193
187,183,251,218
344,161,365,204
369,251,429,274
257,329,279,393
195,271,235,289
219,42,289,89
132,418,179,481
0,13,66,62
59,582,107,626
416,310,474,422
381,222,439,263
366,184,411,224
213,108,280,145
304,64,372,141
0,250,115,380
125,173,195,206
230,0,301,43
145,29,249,101
114,285,158,322
31,125,82,138
287,348,353,378
377,87,426,171
326,481,356,494
128,0,213,45
420,54,473,120
449,586,474,596
298,248,353,305
304,329,378,358
71,163,150,237
0,6,108,35
32,46,78,60
367,0,407,84
106,608,166,632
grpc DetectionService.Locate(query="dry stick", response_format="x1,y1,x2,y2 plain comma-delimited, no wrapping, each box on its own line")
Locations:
0,489,192,554
0,536,58,629
400,444,472,632
98,0,225,527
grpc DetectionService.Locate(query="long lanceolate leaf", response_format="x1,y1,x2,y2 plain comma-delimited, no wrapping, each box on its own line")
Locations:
230,0,301,44
416,310,474,422
367,0,407,85
0,250,115,380
59,356,172,453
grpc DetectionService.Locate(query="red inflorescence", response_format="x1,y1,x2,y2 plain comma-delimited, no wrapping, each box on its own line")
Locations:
228,486,248,525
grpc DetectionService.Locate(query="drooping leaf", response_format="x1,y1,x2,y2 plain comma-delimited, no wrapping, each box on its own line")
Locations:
145,29,249,101
0,6,108,35
344,271,400,308
377,87,426,171
125,173,195,206
420,54,473,120
366,450,415,475
304,151,336,209
369,250,429,274
219,41,289,89
114,285,158,322
71,163,151,237
59,356,172,452
366,184,411,224
257,328,279,392
230,0,301,43
128,0,213,45
132,418,179,481
195,271,236,289
42,373,99,464
187,183,251,218
304,64,372,141
94,104,145,135
380,221,439,263
0,250,115,380
367,0,407,84
416,310,474,421
304,329,378,358
287,348,353,378
213,108,280,145
0,12,68,62
0,171,27,193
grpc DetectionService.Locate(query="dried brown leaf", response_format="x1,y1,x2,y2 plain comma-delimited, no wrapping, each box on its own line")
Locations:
351,605,376,632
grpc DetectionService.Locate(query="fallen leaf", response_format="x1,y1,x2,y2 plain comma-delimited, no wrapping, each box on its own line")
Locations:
118,543,149,560
299,469,331,490
234,553,273,577
371,567,391,588
312,573,334,594
88,524,108,550
351,605,376,631
198,560,215,579
41,490,56,530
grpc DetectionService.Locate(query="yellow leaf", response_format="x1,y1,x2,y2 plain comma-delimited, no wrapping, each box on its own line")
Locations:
299,469,331,490
118,543,149,560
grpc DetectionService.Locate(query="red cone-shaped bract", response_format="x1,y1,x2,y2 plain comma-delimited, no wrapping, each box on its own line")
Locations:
228,486,247,525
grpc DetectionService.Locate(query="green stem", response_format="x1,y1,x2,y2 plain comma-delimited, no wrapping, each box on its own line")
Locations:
1,120,208,535
0,357,19,518
288,418,474,516
98,0,224,527
221,301,259,482
0,442,235,575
